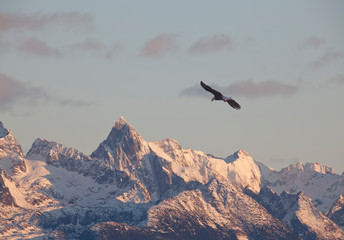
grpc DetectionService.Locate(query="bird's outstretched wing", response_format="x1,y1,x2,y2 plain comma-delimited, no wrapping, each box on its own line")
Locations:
200,81,222,98
226,99,241,110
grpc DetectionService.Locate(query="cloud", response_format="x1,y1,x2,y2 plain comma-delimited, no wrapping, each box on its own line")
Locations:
16,37,62,57
328,74,344,85
179,79,298,99
0,73,92,112
188,34,232,55
69,38,122,60
312,50,344,69
0,11,94,32
142,34,177,58
179,82,211,98
224,79,298,98
300,36,325,50
70,38,105,51
0,73,49,111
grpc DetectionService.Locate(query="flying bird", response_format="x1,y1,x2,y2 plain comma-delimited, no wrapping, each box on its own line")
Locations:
200,81,241,110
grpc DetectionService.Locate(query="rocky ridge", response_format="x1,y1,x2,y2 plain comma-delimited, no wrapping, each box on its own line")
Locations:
0,117,343,239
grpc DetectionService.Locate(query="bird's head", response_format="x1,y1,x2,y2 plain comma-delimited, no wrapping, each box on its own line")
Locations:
211,97,215,102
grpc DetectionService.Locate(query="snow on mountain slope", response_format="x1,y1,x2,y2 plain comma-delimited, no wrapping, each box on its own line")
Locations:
91,116,151,172
257,161,344,212
250,187,344,240
150,140,261,193
224,150,261,193
0,122,23,159
0,122,9,138
146,179,298,240
327,195,344,230
90,117,263,203
1,117,344,239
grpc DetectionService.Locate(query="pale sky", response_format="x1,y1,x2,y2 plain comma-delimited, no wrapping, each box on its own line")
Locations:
1,0,343,173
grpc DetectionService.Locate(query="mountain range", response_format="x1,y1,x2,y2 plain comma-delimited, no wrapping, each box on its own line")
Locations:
0,117,343,240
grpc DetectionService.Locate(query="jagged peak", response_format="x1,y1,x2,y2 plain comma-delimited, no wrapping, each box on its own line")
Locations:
113,116,131,131
30,137,58,149
224,149,252,164
107,116,142,142
91,116,149,163
0,121,23,158
27,138,66,159
281,162,304,173
158,137,182,149
304,162,335,174
280,162,335,175
0,121,10,138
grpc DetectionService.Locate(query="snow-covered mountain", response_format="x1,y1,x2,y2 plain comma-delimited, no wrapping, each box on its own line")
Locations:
0,117,343,239
247,187,344,240
0,121,23,159
257,161,344,213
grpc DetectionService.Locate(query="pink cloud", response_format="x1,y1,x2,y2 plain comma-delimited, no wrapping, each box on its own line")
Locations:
16,37,62,57
0,73,48,111
224,79,298,98
0,73,92,112
0,11,94,32
188,34,232,54
312,50,344,69
142,34,177,58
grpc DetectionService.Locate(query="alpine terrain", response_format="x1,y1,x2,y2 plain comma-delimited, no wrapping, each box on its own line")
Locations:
0,118,343,240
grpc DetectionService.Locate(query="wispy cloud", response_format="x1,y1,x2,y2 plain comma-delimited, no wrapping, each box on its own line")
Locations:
69,38,122,60
0,73,92,112
300,36,325,50
179,82,211,98
0,73,49,111
141,34,178,58
188,34,232,55
224,79,298,98
327,74,344,85
70,38,104,51
0,11,94,32
180,79,298,99
16,37,62,57
312,50,344,69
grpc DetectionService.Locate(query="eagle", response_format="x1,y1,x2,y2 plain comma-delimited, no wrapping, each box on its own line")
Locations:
200,81,241,110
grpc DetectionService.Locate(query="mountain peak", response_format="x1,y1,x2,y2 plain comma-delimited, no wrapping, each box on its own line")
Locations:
0,121,10,138
0,121,23,158
224,149,251,164
224,149,261,193
304,162,335,174
113,116,131,131
91,116,149,170
281,162,335,175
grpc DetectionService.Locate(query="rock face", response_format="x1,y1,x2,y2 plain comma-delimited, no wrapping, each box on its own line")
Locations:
327,195,344,230
249,187,344,240
0,117,343,240
0,169,17,207
0,121,23,159
257,161,344,212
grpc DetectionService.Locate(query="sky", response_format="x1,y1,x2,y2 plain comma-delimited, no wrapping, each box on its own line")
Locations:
1,0,344,173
